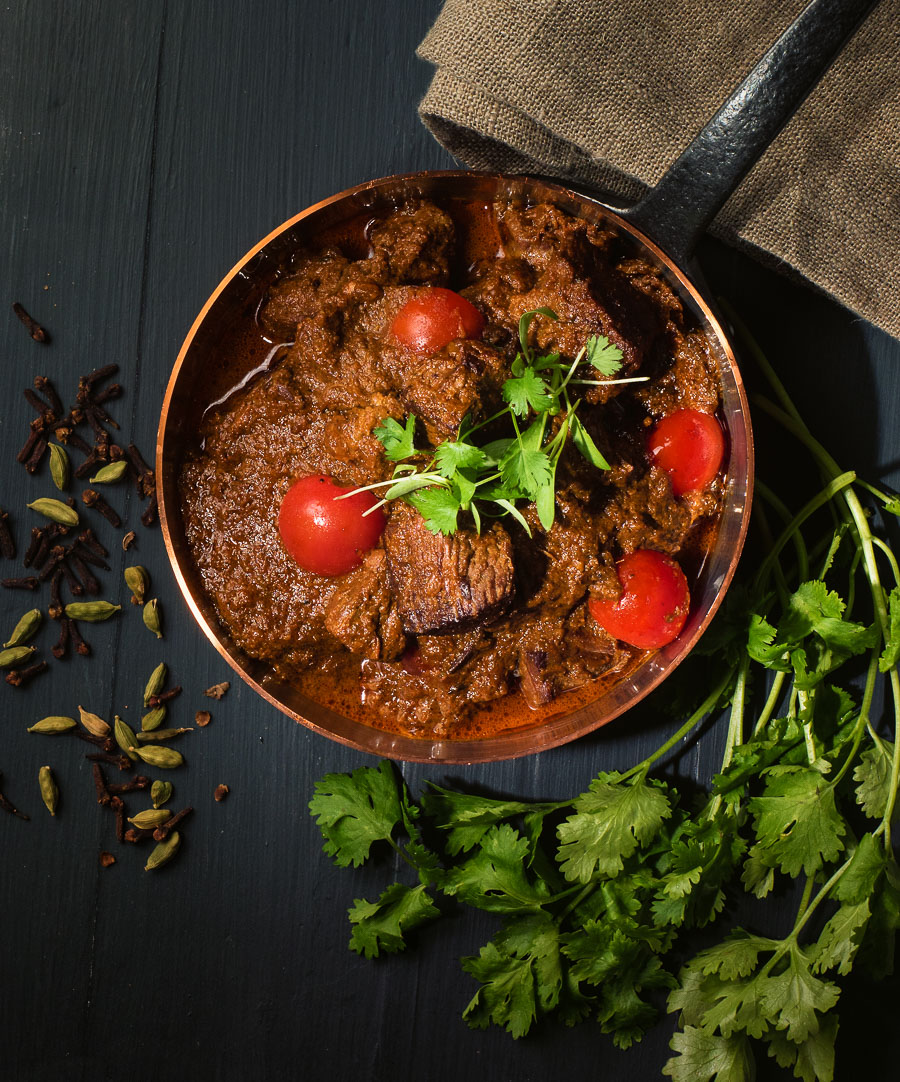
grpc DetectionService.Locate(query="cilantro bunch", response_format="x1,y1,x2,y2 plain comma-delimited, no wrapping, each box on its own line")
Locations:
345,308,645,535
310,310,900,1081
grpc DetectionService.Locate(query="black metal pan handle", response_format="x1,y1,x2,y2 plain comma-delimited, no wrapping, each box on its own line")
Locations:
620,0,880,265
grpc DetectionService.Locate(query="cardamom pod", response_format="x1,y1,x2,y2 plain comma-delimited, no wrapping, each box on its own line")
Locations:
151,780,173,809
78,705,111,738
27,716,76,734
124,565,149,605
136,727,192,742
143,661,167,705
144,830,181,871
4,608,42,648
27,497,79,527
141,704,167,731
143,598,162,639
114,715,139,761
127,808,171,829
48,443,70,491
89,460,129,484
39,766,58,815
0,645,36,669
135,745,184,769
65,600,121,622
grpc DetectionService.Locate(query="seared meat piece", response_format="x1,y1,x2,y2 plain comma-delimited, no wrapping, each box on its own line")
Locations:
600,465,692,555
369,203,455,285
324,550,406,660
384,508,515,634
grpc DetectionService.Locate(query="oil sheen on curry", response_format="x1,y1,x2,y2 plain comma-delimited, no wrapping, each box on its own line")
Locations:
180,199,726,741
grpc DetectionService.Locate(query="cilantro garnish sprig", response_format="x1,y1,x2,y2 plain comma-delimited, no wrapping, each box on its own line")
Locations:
311,307,900,1077
340,308,647,536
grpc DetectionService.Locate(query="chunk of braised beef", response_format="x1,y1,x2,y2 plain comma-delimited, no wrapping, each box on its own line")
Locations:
359,660,456,736
324,550,406,660
384,507,515,634
518,648,555,709
600,464,692,555
261,249,382,337
368,203,455,285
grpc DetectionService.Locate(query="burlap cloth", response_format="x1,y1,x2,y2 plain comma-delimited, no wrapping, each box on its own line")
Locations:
418,0,900,340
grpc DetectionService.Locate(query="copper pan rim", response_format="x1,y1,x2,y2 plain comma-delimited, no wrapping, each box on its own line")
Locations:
157,170,754,764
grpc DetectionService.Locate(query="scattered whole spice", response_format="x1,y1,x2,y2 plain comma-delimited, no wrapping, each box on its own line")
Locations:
134,745,184,770
151,780,173,808
0,773,29,820
127,808,171,830
99,851,116,868
38,766,58,816
143,598,162,639
0,645,36,668
143,662,166,705
48,444,69,491
12,302,49,343
106,776,150,795
205,682,230,699
122,530,136,551
81,488,121,527
195,710,211,728
72,729,114,751
27,716,76,734
153,805,192,840
141,705,167,732
136,727,192,742
214,784,229,803
113,716,139,762
89,461,128,485
144,830,181,871
146,686,181,709
0,509,15,560
64,600,120,622
91,763,111,806
27,498,79,527
5,608,42,647
6,661,49,687
78,705,111,738
85,751,132,771
124,565,149,606
1,576,39,591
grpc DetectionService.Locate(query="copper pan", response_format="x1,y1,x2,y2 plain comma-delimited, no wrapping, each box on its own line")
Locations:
157,0,875,763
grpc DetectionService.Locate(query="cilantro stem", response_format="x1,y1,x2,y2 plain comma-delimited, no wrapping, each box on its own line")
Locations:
753,671,787,737
755,480,809,586
872,536,900,588
830,651,879,787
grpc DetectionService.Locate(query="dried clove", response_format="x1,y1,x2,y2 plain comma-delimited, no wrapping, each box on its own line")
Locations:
51,616,70,659
106,776,150,795
0,773,30,819
6,660,49,687
91,763,111,806
85,751,132,771
82,489,121,527
73,728,114,751
2,576,39,591
111,796,126,843
0,510,15,559
68,619,90,657
153,805,193,840
12,302,49,342
146,685,181,708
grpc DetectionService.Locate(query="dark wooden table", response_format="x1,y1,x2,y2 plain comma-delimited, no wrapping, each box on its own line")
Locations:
2,3,898,1080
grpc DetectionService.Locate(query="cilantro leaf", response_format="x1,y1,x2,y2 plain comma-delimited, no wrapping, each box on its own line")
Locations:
853,739,895,818
461,913,563,1038
879,584,900,672
441,823,552,913
811,898,870,975
662,1026,755,1082
502,367,553,417
421,785,561,857
764,1014,838,1082
748,765,846,877
556,770,672,883
569,412,611,470
434,440,489,479
585,334,624,376
758,943,840,1042
499,431,552,502
406,486,460,535
308,761,402,868
348,882,440,958
374,415,419,461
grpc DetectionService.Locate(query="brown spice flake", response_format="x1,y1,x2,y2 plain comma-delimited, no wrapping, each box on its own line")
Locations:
214,784,229,803
205,682,230,700
99,851,116,868
195,710,211,728
122,530,136,551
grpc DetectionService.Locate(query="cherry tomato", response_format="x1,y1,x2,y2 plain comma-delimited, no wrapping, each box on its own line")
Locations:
588,549,690,649
391,288,485,354
647,409,726,496
278,475,386,577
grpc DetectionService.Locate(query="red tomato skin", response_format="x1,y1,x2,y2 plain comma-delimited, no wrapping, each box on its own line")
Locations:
278,475,385,577
588,549,690,649
647,409,726,496
390,288,485,354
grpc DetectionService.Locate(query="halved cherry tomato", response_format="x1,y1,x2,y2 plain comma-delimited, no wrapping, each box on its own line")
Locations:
278,475,386,577
391,287,485,354
647,409,725,496
588,549,690,649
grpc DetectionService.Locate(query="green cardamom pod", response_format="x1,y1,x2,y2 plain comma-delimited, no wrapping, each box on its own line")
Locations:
4,608,42,648
141,704,167,731
143,598,162,639
0,645,36,669
144,830,181,871
28,497,79,527
151,780,173,809
38,765,58,815
65,601,121,622
28,716,77,734
48,444,70,491
135,744,184,769
89,460,129,484
143,661,167,705
114,715,139,761
127,808,171,829
124,565,150,605
78,705,111,738
136,727,192,742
